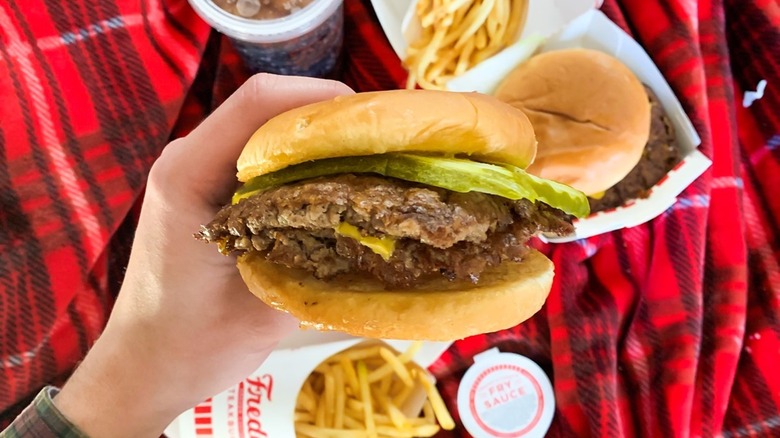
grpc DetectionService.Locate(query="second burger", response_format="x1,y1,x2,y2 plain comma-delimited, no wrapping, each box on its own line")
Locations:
496,48,682,212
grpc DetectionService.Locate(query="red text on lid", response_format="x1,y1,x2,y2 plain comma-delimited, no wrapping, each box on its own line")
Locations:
468,364,544,438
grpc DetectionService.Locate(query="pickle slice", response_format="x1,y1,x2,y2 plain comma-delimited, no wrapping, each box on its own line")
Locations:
233,154,590,218
505,166,592,218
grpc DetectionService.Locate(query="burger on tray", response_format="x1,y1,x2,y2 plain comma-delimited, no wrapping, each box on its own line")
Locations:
495,48,682,213
196,89,589,341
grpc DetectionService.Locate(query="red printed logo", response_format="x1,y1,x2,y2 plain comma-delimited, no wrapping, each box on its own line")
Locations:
468,365,544,438
193,398,213,436
232,374,274,438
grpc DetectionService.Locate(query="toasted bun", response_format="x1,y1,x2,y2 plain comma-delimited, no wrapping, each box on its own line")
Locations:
236,90,537,182
496,49,651,195
237,249,553,341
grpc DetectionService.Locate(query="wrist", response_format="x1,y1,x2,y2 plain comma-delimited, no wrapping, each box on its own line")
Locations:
54,334,188,438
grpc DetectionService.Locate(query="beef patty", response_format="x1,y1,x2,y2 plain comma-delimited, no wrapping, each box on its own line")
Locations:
197,174,573,287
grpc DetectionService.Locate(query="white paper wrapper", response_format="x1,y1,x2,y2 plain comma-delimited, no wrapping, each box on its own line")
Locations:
164,331,452,438
397,0,600,94
530,11,711,241
372,0,600,64
370,2,712,240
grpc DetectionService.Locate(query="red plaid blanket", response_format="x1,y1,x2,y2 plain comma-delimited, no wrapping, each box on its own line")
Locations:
1,0,778,435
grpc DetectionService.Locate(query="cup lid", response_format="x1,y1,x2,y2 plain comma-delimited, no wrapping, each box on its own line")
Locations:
188,0,341,43
456,348,555,438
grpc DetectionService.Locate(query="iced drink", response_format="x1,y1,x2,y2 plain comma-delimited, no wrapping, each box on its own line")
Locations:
189,0,343,77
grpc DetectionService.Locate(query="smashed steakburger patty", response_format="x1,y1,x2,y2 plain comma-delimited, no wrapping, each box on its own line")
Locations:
198,174,573,288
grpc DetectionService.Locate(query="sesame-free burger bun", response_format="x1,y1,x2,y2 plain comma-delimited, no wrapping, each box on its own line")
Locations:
226,89,558,341
496,49,651,196
237,249,553,341
236,89,538,182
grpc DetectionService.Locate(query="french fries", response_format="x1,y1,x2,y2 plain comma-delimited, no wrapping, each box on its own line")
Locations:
295,342,454,438
405,0,528,89
417,372,455,431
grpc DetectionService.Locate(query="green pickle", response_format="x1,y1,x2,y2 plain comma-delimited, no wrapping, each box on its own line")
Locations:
232,154,590,218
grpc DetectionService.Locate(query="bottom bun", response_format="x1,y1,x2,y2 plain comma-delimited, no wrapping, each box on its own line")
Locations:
237,249,554,341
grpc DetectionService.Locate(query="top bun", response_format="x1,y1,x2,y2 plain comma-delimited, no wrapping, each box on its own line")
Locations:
236,90,537,182
495,49,651,195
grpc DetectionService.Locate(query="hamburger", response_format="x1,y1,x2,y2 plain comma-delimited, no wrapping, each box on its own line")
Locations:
196,90,589,341
496,48,681,212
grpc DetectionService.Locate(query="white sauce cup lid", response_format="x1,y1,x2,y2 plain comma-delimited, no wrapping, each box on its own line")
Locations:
457,348,555,438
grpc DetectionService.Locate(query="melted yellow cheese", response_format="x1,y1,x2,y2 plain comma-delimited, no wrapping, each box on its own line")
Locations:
335,223,396,261
589,191,606,200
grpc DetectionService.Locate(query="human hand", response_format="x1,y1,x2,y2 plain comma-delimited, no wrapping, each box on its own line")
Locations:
53,74,355,437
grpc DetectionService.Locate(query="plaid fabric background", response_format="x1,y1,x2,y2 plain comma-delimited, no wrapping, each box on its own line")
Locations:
1,0,778,435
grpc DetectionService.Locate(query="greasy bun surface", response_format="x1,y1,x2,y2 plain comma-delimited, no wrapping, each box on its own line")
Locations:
236,89,537,182
237,249,554,341
496,49,651,195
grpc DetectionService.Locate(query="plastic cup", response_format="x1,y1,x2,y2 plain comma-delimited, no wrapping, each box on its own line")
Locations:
188,0,344,77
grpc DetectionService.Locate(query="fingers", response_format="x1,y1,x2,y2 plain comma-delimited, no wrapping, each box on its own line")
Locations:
161,74,355,205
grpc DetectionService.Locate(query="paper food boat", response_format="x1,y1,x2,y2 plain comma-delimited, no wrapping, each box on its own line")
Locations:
164,331,452,438
372,0,712,241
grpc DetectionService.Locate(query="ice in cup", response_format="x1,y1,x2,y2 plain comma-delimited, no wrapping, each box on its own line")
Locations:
188,0,344,77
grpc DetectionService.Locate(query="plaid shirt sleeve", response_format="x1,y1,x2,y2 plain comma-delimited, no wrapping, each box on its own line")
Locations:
0,388,88,438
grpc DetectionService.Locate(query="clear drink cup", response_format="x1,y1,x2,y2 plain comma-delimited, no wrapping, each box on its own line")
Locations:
188,0,344,77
